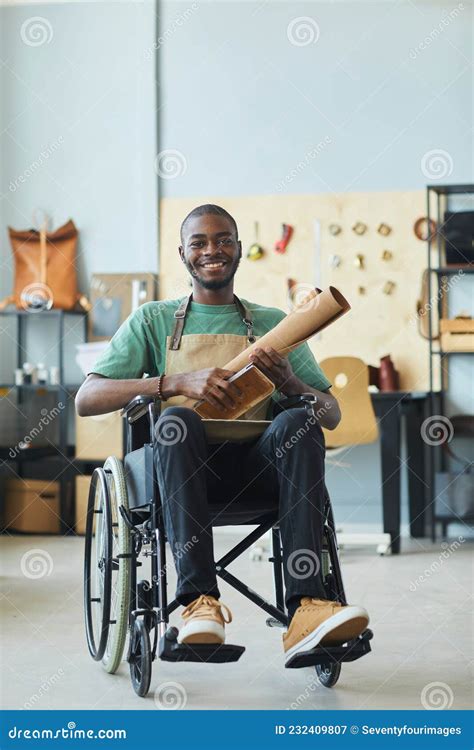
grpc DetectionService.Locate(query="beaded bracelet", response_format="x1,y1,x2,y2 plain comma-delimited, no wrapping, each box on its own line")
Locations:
156,373,167,401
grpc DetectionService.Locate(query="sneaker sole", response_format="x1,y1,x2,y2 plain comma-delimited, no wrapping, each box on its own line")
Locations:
284,606,369,665
177,619,225,645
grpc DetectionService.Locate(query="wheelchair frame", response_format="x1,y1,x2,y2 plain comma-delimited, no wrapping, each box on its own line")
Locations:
84,395,373,697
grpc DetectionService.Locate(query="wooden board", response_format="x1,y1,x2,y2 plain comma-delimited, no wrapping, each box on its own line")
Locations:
159,191,434,391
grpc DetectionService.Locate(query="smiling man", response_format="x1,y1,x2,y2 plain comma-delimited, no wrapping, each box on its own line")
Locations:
76,204,369,664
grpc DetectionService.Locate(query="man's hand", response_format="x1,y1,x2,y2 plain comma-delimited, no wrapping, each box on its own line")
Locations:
175,368,243,412
248,346,296,394
248,346,341,429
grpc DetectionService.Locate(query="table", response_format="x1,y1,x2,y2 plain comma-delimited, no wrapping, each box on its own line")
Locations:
371,391,433,554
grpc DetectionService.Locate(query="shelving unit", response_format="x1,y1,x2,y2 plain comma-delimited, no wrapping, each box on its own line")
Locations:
0,308,88,532
426,183,474,537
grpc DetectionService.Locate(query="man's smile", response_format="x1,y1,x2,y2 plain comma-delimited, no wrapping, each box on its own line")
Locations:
198,259,228,271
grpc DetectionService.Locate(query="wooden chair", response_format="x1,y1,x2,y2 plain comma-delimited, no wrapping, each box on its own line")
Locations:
320,356,391,555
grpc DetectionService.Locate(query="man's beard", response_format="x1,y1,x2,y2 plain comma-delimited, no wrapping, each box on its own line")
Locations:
185,257,241,290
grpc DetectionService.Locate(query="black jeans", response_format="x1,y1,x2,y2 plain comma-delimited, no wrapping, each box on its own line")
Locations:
154,405,328,612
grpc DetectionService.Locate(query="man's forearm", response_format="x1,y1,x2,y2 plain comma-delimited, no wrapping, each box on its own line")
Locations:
75,373,184,417
281,375,341,430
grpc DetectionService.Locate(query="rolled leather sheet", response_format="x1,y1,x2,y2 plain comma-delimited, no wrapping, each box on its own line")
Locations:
181,286,351,410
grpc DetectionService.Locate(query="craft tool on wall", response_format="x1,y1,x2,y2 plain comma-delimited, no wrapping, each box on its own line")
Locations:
352,221,367,235
247,221,264,260
275,223,294,254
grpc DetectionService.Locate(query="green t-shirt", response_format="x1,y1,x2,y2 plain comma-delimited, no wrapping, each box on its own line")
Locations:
91,298,331,413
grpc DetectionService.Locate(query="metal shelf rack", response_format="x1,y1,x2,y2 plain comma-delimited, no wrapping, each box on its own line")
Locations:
426,183,474,537
0,308,88,533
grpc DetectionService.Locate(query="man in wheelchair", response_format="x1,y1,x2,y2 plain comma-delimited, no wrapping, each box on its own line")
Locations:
76,204,370,666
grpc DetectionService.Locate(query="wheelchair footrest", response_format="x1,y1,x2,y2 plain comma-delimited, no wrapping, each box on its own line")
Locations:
159,628,245,663
285,628,373,669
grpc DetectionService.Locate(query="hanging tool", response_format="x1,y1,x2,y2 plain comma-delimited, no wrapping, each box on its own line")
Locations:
275,223,294,254
247,221,264,260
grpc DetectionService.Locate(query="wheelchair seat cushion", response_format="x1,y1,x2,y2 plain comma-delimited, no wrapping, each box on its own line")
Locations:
206,441,279,526
209,497,278,526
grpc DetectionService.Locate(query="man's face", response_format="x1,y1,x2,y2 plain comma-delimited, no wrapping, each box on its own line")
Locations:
179,213,241,290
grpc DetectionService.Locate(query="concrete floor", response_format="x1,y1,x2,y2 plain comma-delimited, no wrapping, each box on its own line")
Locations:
0,533,472,711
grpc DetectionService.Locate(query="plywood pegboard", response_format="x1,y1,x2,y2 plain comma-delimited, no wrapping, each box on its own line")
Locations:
159,190,434,392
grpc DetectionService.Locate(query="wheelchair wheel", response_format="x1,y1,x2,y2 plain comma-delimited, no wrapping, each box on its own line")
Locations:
315,662,341,688
129,618,152,697
84,468,112,662
101,456,131,674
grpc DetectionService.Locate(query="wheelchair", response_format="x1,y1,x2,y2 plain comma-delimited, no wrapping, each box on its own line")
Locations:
83,394,373,697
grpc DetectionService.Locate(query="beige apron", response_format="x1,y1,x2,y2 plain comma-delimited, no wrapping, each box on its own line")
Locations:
161,294,272,443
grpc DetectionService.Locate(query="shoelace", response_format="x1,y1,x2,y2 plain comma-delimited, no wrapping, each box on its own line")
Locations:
182,595,233,624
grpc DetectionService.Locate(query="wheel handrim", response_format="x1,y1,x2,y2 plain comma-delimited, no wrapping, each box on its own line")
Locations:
84,469,112,661
100,457,132,673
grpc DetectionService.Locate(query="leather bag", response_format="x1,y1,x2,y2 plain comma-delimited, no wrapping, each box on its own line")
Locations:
1,219,87,311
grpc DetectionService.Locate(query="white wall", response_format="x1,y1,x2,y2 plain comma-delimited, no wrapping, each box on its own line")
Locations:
158,0,472,198
0,0,159,304
0,0,159,389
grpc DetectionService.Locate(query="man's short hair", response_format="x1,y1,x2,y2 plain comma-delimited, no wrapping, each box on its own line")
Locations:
180,204,239,244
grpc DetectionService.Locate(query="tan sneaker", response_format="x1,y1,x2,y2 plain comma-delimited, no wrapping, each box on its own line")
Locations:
177,595,232,645
283,597,369,664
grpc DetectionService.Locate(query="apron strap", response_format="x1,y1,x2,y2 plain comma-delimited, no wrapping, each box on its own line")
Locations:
169,293,255,350
169,294,192,350
233,294,256,344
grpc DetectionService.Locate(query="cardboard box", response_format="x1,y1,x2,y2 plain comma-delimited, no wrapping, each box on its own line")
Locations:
88,273,158,341
75,475,92,535
440,332,474,352
439,318,474,334
2,479,60,533
75,411,123,460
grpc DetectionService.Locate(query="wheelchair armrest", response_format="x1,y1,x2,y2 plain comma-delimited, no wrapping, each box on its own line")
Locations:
121,395,156,424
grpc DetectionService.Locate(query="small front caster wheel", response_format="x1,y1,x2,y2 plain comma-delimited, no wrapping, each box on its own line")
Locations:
315,662,341,688
165,626,179,641
129,619,152,697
